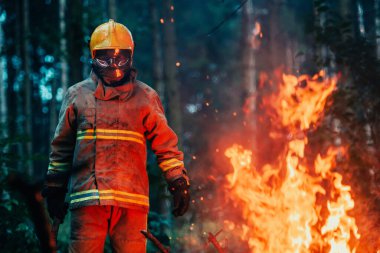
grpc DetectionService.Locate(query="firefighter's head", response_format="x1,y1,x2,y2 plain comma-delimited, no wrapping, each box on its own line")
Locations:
90,19,134,86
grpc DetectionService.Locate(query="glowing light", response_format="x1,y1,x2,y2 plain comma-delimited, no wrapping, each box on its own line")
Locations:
160,18,164,24
176,61,181,67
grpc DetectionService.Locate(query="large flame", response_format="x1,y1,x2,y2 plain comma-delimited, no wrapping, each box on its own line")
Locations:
224,71,360,252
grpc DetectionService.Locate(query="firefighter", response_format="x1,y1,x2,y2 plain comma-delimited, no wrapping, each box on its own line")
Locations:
42,19,190,252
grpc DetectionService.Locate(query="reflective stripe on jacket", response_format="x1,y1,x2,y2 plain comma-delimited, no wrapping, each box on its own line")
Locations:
45,72,187,213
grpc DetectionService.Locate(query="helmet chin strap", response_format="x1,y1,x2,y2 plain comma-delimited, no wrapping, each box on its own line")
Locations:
92,66,137,87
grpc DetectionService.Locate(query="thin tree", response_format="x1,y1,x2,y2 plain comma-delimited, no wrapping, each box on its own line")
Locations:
375,0,380,58
149,0,173,242
339,0,359,38
162,0,182,138
240,0,256,109
22,0,33,176
161,0,184,244
5,0,22,171
67,0,83,84
108,0,117,20
0,6,7,139
149,0,165,100
358,0,376,52
59,0,68,95
50,0,68,139
82,0,90,79
269,0,285,69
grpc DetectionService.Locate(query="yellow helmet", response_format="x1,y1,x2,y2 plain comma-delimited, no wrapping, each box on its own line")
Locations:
89,19,134,59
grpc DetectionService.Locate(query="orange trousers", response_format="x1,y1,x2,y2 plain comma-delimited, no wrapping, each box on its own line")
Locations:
69,205,147,253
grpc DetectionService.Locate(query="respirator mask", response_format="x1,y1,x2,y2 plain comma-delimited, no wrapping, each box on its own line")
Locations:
92,49,132,86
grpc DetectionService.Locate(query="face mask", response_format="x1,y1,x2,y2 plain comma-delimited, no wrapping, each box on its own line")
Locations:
92,49,132,86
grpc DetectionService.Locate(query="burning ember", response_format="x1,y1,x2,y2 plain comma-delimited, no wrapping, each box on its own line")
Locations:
224,71,360,252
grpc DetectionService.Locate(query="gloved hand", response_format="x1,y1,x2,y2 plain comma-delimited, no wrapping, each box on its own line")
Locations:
168,177,190,217
41,186,68,223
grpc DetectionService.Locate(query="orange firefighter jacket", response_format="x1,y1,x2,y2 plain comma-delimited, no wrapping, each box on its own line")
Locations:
45,72,187,213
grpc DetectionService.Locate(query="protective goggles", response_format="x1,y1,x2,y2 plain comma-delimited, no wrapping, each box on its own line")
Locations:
93,49,131,68
93,56,130,67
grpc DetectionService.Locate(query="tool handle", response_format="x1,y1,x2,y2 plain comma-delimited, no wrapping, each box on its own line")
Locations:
141,230,170,253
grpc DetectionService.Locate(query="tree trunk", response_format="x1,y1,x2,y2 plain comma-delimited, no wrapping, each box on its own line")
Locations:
162,0,182,137
161,0,183,241
49,80,58,142
68,0,83,85
240,0,258,152
269,0,285,69
335,0,359,79
22,0,33,176
108,0,117,20
283,6,299,74
50,0,68,139
149,0,165,100
240,0,256,105
360,0,376,41
375,0,380,58
102,0,107,20
5,0,22,171
339,0,360,39
82,0,90,79
59,0,69,95
0,6,7,139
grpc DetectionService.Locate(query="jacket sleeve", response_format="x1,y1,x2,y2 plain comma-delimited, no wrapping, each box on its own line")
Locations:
45,88,77,188
144,92,189,183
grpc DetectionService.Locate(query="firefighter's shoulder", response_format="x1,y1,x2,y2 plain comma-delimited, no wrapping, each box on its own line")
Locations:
66,77,97,96
135,80,160,99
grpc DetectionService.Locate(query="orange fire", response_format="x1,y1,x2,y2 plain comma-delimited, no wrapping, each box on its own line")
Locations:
224,71,360,252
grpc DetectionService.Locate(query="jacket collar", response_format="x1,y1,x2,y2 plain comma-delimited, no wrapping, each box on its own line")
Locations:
91,71,134,101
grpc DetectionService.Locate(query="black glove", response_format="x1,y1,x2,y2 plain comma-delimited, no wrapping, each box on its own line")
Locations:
168,177,190,217
41,186,68,223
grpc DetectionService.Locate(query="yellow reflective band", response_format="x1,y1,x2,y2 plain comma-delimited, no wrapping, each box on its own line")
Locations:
77,135,144,145
50,162,71,166
76,136,94,140
69,189,149,206
48,166,68,172
48,162,71,172
77,129,144,138
99,190,148,200
99,196,149,206
70,195,100,204
161,162,184,172
159,158,183,167
160,161,184,169
70,189,99,197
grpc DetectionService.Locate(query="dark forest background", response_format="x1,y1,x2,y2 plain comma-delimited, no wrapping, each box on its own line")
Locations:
0,0,380,252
